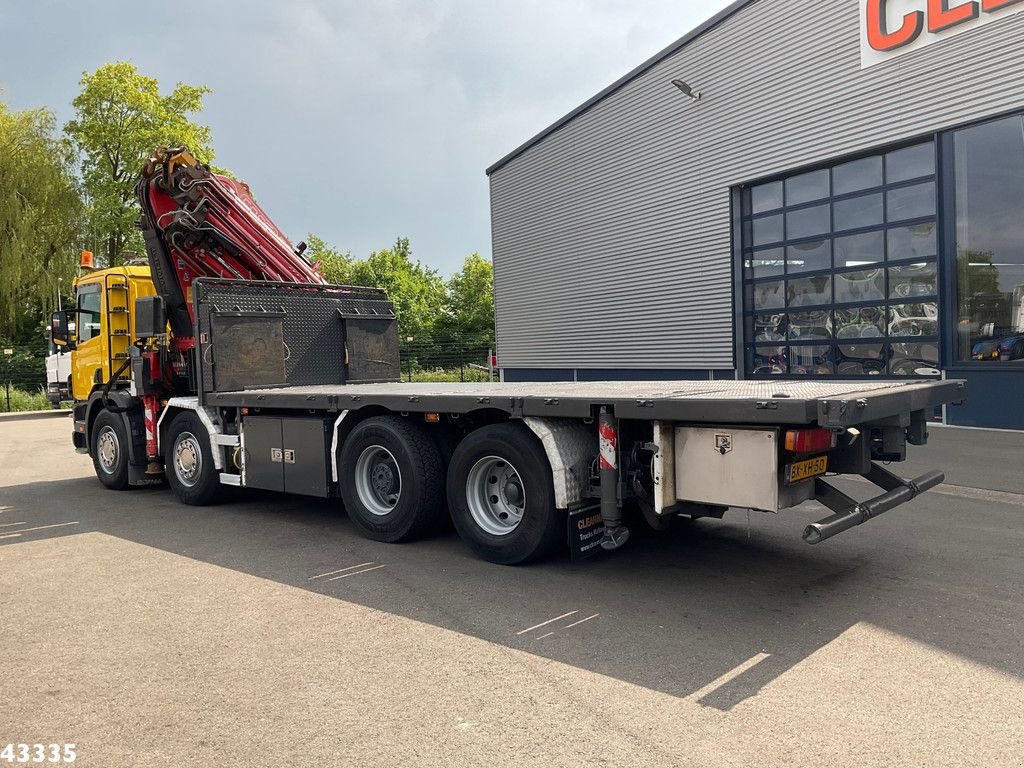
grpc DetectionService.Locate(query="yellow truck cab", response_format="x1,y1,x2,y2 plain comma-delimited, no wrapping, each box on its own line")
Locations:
69,264,156,401
49,260,159,486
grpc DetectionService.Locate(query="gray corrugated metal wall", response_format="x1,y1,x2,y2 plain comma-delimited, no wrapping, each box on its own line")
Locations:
489,0,1024,371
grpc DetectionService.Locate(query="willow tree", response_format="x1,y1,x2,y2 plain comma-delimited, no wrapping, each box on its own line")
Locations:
0,101,84,340
65,62,215,266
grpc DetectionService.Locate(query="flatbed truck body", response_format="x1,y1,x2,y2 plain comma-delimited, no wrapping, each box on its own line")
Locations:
50,147,967,564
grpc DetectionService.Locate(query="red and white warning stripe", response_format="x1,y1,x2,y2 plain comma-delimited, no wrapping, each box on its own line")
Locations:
599,420,617,470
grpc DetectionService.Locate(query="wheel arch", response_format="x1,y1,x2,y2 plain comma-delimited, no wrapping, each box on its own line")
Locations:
157,397,225,471
84,388,145,466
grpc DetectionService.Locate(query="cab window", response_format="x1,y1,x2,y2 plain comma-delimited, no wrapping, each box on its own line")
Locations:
77,285,102,343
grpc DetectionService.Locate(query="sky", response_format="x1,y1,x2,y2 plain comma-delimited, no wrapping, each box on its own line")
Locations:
0,0,734,274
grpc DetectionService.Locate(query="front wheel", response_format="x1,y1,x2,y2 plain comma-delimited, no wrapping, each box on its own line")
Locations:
165,411,221,505
91,409,130,490
446,423,561,565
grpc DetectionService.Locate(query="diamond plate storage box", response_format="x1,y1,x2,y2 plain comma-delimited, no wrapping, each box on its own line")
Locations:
673,426,814,513
193,279,400,399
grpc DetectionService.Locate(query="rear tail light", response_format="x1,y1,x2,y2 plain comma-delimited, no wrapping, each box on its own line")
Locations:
785,428,835,454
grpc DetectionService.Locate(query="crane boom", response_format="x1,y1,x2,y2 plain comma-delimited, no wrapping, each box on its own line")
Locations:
137,146,324,340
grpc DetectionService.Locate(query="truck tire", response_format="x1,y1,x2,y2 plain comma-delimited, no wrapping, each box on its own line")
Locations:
91,409,130,490
165,411,221,506
446,422,561,565
340,416,444,542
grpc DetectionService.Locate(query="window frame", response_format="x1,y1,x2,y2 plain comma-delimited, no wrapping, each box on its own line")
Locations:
737,138,941,380
942,111,1024,371
76,283,103,345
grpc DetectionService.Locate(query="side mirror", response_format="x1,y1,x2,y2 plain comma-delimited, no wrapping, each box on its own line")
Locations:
134,295,166,338
50,310,75,350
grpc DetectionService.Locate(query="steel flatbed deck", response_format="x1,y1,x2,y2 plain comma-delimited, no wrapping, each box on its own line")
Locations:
205,378,965,428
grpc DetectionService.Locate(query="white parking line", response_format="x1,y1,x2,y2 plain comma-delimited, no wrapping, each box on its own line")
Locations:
0,521,28,527
537,632,554,639
516,610,578,636
562,613,600,630
0,533,22,540
327,564,387,581
0,522,80,537
308,562,375,581
686,652,772,702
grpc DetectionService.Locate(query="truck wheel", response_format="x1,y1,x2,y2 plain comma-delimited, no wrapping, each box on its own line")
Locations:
340,416,444,542
446,423,561,565
165,411,221,506
91,409,130,490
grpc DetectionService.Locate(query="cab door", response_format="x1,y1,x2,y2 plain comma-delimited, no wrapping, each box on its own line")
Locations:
71,282,105,400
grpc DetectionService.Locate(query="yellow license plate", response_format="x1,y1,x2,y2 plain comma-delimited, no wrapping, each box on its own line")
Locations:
785,455,828,485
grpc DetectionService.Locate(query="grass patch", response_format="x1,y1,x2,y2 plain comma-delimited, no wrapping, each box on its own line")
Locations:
0,386,53,412
405,367,492,383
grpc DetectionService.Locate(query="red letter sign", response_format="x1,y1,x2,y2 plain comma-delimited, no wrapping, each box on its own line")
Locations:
928,0,980,32
866,0,925,51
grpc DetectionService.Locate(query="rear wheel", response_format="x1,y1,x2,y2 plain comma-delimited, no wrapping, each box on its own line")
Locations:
165,411,221,505
91,409,130,490
447,423,561,565
340,416,444,542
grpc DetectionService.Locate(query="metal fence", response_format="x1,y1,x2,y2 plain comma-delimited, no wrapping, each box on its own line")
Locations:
0,340,54,412
397,332,495,383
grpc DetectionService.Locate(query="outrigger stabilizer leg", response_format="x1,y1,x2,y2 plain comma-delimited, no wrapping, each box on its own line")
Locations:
803,463,945,544
598,407,630,551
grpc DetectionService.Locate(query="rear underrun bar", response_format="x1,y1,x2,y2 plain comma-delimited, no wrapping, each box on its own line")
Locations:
804,464,945,544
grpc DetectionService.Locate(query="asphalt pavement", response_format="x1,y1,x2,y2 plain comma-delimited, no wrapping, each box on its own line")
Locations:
1,415,1021,767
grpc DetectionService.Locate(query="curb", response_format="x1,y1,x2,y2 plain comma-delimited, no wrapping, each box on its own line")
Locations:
0,409,72,421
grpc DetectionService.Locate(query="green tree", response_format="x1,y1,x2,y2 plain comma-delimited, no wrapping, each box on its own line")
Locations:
442,253,495,344
348,238,447,339
0,100,84,340
64,62,215,266
305,233,353,285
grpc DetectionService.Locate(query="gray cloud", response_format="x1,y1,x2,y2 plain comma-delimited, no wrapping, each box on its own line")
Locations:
0,0,733,272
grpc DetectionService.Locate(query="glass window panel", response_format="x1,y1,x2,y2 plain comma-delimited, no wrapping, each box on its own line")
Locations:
834,305,886,340
887,181,935,222
786,169,830,206
77,287,102,343
889,303,939,337
786,239,830,274
833,155,883,195
749,247,784,279
889,262,937,299
887,223,937,261
836,343,887,375
751,181,784,214
886,143,935,183
890,342,940,376
786,203,830,240
834,230,884,268
834,268,885,304
752,312,787,342
753,280,786,311
954,114,1024,363
789,345,834,375
787,275,831,307
834,192,883,232
788,310,832,341
752,214,784,246
751,345,788,376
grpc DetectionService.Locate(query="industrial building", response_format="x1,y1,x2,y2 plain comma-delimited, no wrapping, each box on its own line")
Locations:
486,0,1024,429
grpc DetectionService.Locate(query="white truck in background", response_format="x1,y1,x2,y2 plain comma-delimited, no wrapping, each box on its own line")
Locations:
45,328,72,408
